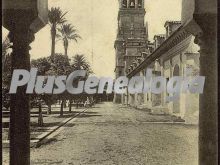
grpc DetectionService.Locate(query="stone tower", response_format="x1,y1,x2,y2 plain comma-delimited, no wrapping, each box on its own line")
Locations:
114,0,149,103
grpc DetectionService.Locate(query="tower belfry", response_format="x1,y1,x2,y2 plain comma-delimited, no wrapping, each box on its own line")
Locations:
114,0,149,103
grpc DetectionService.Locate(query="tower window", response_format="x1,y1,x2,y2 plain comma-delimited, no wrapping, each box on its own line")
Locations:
122,0,127,8
130,0,135,8
138,0,142,8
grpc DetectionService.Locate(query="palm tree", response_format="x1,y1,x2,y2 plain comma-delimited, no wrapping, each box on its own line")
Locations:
57,24,81,56
72,54,93,74
48,7,67,57
71,54,93,109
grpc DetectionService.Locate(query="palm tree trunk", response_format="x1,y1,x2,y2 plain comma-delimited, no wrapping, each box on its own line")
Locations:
51,26,56,57
64,39,68,56
60,100,64,116
64,47,68,56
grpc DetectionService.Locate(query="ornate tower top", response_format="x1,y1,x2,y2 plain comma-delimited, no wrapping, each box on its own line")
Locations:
118,0,144,9
116,0,147,40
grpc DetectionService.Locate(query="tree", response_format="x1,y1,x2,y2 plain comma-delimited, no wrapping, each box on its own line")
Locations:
57,24,81,56
70,54,93,108
30,58,43,120
71,54,93,74
31,57,51,75
30,94,45,127
41,94,58,115
31,57,55,115
48,54,71,116
48,7,67,57
31,54,71,116
48,53,71,75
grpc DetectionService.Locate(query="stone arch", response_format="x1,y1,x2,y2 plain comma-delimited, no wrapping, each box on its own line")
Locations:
173,64,180,76
173,64,180,113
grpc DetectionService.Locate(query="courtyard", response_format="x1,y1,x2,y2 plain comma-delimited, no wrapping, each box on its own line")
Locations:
3,102,198,165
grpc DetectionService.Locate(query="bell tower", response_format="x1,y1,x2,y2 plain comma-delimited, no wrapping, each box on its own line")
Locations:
114,0,148,103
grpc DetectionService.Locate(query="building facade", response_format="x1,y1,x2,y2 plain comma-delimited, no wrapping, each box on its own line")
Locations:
126,22,200,124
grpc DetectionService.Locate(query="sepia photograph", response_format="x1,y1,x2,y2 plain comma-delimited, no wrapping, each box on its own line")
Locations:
2,0,218,165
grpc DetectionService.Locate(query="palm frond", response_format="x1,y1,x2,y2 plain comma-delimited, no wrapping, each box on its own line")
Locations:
56,23,81,56
71,54,92,74
55,34,62,38
48,7,67,27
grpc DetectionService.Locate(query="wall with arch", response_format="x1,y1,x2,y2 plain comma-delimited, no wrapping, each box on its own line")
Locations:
126,35,200,124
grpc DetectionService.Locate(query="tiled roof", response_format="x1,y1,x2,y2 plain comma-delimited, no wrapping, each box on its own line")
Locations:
154,34,166,39
164,21,182,27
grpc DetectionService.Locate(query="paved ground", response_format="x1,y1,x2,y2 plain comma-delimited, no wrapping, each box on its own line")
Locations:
3,102,198,165
3,107,85,141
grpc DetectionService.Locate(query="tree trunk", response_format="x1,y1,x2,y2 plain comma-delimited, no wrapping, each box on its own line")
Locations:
63,100,67,108
64,39,68,56
69,100,72,112
51,26,56,57
47,104,52,115
64,46,68,56
76,101,79,109
38,103,43,127
60,100,64,116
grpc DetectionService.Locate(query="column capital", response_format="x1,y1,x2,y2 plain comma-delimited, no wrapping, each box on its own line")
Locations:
8,29,35,47
194,30,216,57
8,27,35,71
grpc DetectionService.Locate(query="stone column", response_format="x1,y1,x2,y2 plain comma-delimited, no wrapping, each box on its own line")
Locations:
8,20,35,165
127,0,130,8
121,94,124,104
126,87,129,106
194,14,217,165
160,64,165,106
135,0,138,8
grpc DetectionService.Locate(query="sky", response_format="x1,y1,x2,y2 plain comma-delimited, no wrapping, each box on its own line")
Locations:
2,0,182,77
